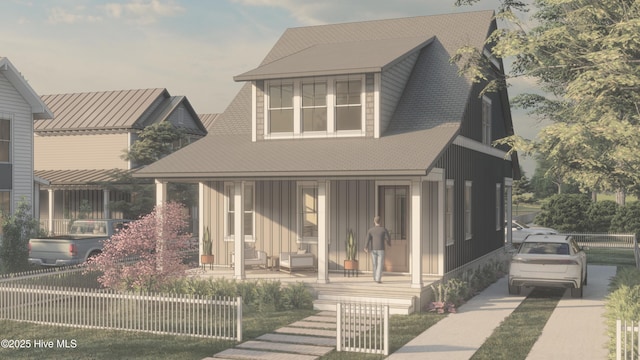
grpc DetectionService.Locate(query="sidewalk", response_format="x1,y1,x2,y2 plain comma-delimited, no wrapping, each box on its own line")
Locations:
386,265,615,360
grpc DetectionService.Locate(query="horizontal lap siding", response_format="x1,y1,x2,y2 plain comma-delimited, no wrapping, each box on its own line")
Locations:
0,72,33,208
35,133,129,170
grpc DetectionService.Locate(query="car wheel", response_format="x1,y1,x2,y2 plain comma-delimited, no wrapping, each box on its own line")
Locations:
584,270,588,285
508,284,521,295
571,285,583,298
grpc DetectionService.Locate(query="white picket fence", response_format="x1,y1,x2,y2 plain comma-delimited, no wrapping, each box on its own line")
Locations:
617,320,640,360
0,283,242,341
336,302,389,356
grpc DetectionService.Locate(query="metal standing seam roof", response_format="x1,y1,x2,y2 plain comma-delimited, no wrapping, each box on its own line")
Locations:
135,11,496,180
34,169,135,188
36,88,167,132
198,113,222,131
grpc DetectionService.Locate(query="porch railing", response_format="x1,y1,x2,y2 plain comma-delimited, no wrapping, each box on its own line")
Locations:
39,219,73,236
0,283,242,341
617,319,640,360
336,302,389,356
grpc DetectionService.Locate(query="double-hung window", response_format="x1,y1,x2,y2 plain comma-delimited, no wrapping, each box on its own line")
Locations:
264,75,363,138
0,119,10,163
302,82,327,132
445,180,454,246
298,182,318,243
482,96,492,145
268,83,294,133
224,182,255,241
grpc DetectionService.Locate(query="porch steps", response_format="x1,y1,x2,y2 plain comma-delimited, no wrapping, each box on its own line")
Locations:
311,283,421,315
208,311,336,360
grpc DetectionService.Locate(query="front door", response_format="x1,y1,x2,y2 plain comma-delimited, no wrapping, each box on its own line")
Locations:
378,186,409,272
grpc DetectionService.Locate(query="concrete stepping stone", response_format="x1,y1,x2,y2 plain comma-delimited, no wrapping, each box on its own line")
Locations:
275,326,336,337
257,333,335,347
289,320,336,329
303,315,337,323
237,340,333,356
213,348,318,360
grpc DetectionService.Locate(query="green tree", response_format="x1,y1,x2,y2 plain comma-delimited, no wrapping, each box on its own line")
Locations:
456,0,640,199
0,199,44,273
534,193,592,232
123,122,188,166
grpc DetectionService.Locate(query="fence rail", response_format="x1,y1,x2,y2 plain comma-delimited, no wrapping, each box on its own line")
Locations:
617,319,640,360
336,302,389,356
561,233,639,269
0,283,242,341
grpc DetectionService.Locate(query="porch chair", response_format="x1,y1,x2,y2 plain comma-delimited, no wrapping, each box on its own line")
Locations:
279,249,315,273
231,244,268,269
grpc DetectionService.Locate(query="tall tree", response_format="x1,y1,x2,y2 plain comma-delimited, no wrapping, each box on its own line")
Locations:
455,0,640,198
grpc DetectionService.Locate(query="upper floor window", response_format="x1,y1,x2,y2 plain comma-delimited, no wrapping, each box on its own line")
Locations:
482,96,492,145
263,75,364,139
0,119,10,163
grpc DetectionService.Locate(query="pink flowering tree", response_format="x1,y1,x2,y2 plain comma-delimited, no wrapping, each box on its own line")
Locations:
88,201,192,292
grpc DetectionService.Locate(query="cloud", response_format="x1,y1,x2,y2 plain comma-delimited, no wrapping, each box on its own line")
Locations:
47,7,102,24
103,0,185,24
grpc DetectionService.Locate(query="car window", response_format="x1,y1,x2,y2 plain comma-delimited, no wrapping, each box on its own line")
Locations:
520,242,569,255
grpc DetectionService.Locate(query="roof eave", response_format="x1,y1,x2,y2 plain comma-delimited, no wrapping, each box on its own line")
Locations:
134,169,428,180
0,58,53,119
234,67,383,82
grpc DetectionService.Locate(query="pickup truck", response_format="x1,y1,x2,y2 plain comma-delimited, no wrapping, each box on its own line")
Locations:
28,219,130,267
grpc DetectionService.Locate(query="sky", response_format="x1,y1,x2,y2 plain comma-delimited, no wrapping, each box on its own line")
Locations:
1,0,542,174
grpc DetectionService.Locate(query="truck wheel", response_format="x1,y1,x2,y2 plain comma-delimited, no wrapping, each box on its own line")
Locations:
88,251,101,260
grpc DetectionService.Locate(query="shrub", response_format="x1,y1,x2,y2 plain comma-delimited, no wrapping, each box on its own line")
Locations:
586,200,618,232
610,202,640,236
534,194,592,232
281,282,313,310
0,200,44,273
605,285,640,358
254,280,282,313
609,267,640,293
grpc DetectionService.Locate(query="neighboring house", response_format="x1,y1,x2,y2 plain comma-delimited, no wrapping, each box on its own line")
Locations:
198,113,221,131
34,88,207,234
136,12,520,288
0,57,53,239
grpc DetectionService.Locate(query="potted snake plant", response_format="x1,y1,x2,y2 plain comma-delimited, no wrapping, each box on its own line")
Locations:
344,229,358,271
201,226,214,267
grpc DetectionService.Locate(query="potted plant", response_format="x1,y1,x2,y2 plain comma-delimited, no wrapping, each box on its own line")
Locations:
344,229,358,271
201,226,214,267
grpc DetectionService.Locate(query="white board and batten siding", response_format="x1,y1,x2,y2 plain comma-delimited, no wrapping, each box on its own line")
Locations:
0,71,35,210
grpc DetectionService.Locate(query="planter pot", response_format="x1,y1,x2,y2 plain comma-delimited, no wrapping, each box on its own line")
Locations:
201,254,214,270
344,259,358,270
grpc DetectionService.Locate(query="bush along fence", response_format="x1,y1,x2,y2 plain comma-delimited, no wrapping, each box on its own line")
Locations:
616,319,639,360
0,283,242,341
336,302,389,356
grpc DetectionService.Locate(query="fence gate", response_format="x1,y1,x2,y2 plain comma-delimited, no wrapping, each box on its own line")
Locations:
336,302,389,356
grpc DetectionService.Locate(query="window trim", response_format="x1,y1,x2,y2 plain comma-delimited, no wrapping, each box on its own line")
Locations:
223,182,255,242
445,180,454,246
263,75,365,140
482,96,492,145
0,117,11,164
496,183,501,231
297,181,319,244
464,181,473,240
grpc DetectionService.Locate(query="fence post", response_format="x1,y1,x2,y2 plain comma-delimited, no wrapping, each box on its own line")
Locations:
336,303,342,352
237,296,243,342
383,305,389,356
617,319,622,360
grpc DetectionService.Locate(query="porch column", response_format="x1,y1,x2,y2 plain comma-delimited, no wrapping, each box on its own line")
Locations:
198,182,205,260
505,178,513,247
233,181,245,280
103,189,110,219
48,189,54,235
410,179,422,289
155,180,167,206
317,180,329,284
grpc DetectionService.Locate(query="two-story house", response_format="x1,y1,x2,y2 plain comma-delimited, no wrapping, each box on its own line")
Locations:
136,11,519,294
33,88,207,234
0,57,53,239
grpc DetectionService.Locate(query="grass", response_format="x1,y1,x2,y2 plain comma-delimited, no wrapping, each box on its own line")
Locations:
586,248,637,267
470,288,564,360
0,309,317,360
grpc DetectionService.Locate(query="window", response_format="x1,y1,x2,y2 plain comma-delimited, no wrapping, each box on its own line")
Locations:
298,183,318,243
264,76,364,138
224,183,255,241
465,181,472,240
268,83,294,133
302,82,327,132
0,119,9,162
335,79,362,131
445,180,454,246
496,183,501,231
482,96,492,145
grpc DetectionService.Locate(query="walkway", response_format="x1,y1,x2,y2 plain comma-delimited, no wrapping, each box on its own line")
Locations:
387,265,615,359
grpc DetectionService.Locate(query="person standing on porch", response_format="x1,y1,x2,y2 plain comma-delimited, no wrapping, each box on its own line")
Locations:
365,216,391,283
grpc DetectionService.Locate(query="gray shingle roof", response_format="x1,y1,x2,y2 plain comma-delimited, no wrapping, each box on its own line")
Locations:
136,11,495,179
